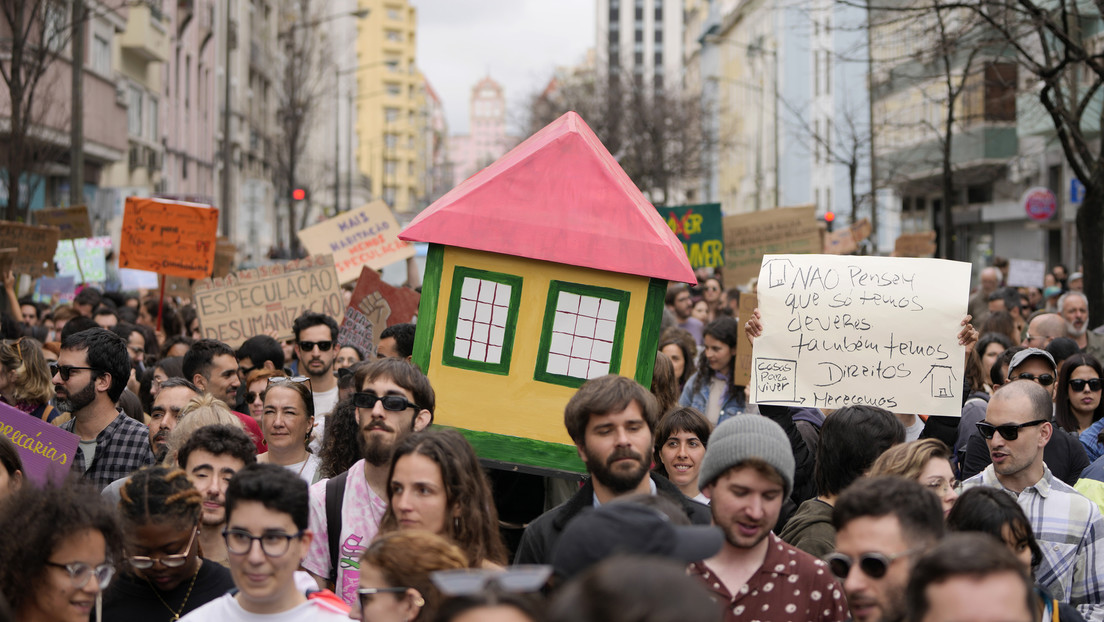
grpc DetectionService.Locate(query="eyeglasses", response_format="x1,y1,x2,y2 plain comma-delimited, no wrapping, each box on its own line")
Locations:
297,340,333,352
704,285,720,291
4,338,25,362
50,363,99,381
44,561,115,590
238,364,256,378
825,550,914,580
222,529,304,557
1070,378,1103,392
430,566,553,596
924,478,959,495
1010,372,1055,387
129,526,198,569
1023,334,1052,346
976,419,1049,441
357,587,409,609
353,392,420,412
268,376,312,391
245,391,261,404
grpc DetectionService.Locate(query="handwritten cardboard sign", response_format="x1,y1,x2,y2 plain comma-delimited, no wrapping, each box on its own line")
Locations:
893,231,937,258
34,275,77,304
119,197,219,279
823,218,873,255
723,206,819,287
298,202,415,284
656,203,724,270
1006,259,1046,288
0,403,79,486
342,267,421,355
749,254,971,417
119,268,160,290
192,255,345,348
213,238,237,278
35,205,93,240
0,221,60,277
54,237,108,282
734,293,757,386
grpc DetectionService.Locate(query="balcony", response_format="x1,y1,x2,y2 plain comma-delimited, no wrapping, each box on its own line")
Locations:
119,2,169,63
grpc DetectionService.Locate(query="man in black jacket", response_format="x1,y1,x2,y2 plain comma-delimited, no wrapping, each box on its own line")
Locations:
514,375,711,565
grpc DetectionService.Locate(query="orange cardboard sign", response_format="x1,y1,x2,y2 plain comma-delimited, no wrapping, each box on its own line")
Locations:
119,197,219,279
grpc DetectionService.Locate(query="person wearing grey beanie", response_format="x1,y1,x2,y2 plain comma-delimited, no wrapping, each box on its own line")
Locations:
690,414,848,621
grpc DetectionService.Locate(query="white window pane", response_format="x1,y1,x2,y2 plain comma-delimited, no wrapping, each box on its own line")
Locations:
473,322,490,343
598,299,620,320
547,353,569,375
494,285,511,306
471,342,487,361
477,282,496,303
456,319,473,339
486,346,502,364
553,311,576,333
579,296,600,317
576,316,597,338
550,332,573,355
588,360,610,378
595,319,617,341
491,305,508,328
474,302,492,324
568,357,590,378
571,337,593,359
489,326,505,346
459,298,476,320
461,277,479,300
558,292,581,313
592,340,613,363
453,339,470,359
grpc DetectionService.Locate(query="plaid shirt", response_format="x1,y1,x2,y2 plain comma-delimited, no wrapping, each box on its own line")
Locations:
964,465,1104,622
62,411,154,491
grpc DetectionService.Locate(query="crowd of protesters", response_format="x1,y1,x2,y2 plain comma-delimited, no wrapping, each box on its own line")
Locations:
1,255,1104,622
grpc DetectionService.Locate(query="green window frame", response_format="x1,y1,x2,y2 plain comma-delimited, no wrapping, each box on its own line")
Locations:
440,267,523,375
534,280,630,388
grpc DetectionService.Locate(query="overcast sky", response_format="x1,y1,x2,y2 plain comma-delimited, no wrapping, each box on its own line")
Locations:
413,0,595,136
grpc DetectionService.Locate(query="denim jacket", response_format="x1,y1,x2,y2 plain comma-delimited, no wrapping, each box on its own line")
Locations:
678,371,751,424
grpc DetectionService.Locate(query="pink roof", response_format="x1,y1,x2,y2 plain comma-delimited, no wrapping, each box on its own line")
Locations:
400,111,695,283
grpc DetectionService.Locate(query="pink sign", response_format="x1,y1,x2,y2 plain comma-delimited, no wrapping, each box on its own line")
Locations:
1022,187,1057,221
0,403,79,486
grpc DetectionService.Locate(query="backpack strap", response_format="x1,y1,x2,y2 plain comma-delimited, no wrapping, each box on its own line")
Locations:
325,471,349,586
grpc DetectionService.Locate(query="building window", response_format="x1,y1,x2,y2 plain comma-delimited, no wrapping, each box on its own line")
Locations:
442,268,522,374
386,83,401,96
149,98,159,140
535,281,629,387
128,86,143,136
387,8,401,20
386,30,402,42
92,34,111,74
385,107,400,122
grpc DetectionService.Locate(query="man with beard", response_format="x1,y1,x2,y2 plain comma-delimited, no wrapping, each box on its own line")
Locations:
292,313,341,451
963,380,1104,622
184,339,266,453
514,375,711,565
147,378,200,462
177,424,257,567
1059,291,1104,361
666,285,703,346
302,358,433,605
688,415,847,622
56,328,154,490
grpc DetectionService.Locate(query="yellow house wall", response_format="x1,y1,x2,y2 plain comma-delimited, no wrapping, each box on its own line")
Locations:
427,247,651,446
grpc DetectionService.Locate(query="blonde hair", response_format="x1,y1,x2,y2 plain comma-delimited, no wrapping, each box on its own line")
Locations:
162,394,243,466
868,438,952,482
0,338,53,405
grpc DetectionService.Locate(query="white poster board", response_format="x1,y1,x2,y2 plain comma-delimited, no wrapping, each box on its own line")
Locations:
1006,259,1046,288
750,254,971,417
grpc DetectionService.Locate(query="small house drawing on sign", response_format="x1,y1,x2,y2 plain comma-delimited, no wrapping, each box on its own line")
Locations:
921,364,957,398
399,111,694,474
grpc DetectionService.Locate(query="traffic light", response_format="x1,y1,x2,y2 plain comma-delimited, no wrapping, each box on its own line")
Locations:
824,210,835,232
292,188,306,201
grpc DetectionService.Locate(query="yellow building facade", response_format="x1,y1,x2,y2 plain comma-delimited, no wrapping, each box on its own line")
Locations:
354,0,427,214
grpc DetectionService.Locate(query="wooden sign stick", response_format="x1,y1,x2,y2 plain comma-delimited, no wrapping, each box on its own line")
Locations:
70,239,85,283
156,274,166,332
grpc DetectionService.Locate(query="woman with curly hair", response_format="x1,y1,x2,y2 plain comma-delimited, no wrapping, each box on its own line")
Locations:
352,530,467,622
657,328,696,391
380,428,508,569
677,317,747,424
317,397,361,479
0,480,125,622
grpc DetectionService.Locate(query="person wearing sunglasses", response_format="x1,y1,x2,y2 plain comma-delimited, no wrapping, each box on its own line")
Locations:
303,358,434,605
350,530,467,622
292,313,341,452
1054,354,1104,437
101,466,234,621
244,369,288,428
0,480,125,622
831,476,945,622
963,379,1104,621
178,463,348,621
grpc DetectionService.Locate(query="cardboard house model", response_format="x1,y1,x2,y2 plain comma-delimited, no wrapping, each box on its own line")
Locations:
399,111,694,474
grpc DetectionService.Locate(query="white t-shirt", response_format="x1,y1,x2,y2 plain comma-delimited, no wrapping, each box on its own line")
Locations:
302,459,388,606
308,386,340,454
283,453,322,485
178,593,348,622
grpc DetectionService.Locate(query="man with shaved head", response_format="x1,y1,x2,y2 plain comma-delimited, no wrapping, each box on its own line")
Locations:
1022,313,1066,349
963,380,1104,621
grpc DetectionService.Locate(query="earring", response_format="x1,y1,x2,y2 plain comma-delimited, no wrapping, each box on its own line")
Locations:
413,596,425,608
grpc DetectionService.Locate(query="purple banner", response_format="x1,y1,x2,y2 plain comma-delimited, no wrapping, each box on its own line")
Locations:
0,402,79,486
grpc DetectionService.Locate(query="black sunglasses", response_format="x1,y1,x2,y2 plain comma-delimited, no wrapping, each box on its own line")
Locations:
298,340,333,352
353,392,420,412
50,363,99,381
976,419,1049,441
357,587,409,609
825,550,913,580
1010,372,1055,387
1070,378,1103,392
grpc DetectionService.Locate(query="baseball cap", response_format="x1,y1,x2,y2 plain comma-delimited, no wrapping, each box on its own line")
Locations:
551,501,723,580
1009,347,1056,374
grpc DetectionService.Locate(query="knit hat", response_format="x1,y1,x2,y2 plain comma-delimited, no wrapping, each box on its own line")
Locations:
698,415,794,495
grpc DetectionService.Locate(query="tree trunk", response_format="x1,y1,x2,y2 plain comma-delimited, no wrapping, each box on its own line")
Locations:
1078,174,1104,326
940,121,954,260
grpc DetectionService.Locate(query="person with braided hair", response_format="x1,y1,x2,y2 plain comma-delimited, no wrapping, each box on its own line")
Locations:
99,466,234,621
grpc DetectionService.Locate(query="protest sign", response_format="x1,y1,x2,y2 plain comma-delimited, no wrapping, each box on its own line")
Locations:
213,238,237,278
54,237,108,282
0,221,60,277
341,267,421,356
119,268,160,290
34,275,77,304
1006,259,1046,288
34,205,93,240
823,218,873,255
0,248,14,278
192,255,345,348
119,197,219,279
749,254,971,417
656,203,724,270
893,231,937,258
298,201,415,284
734,293,757,386
0,403,79,486
723,206,819,286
